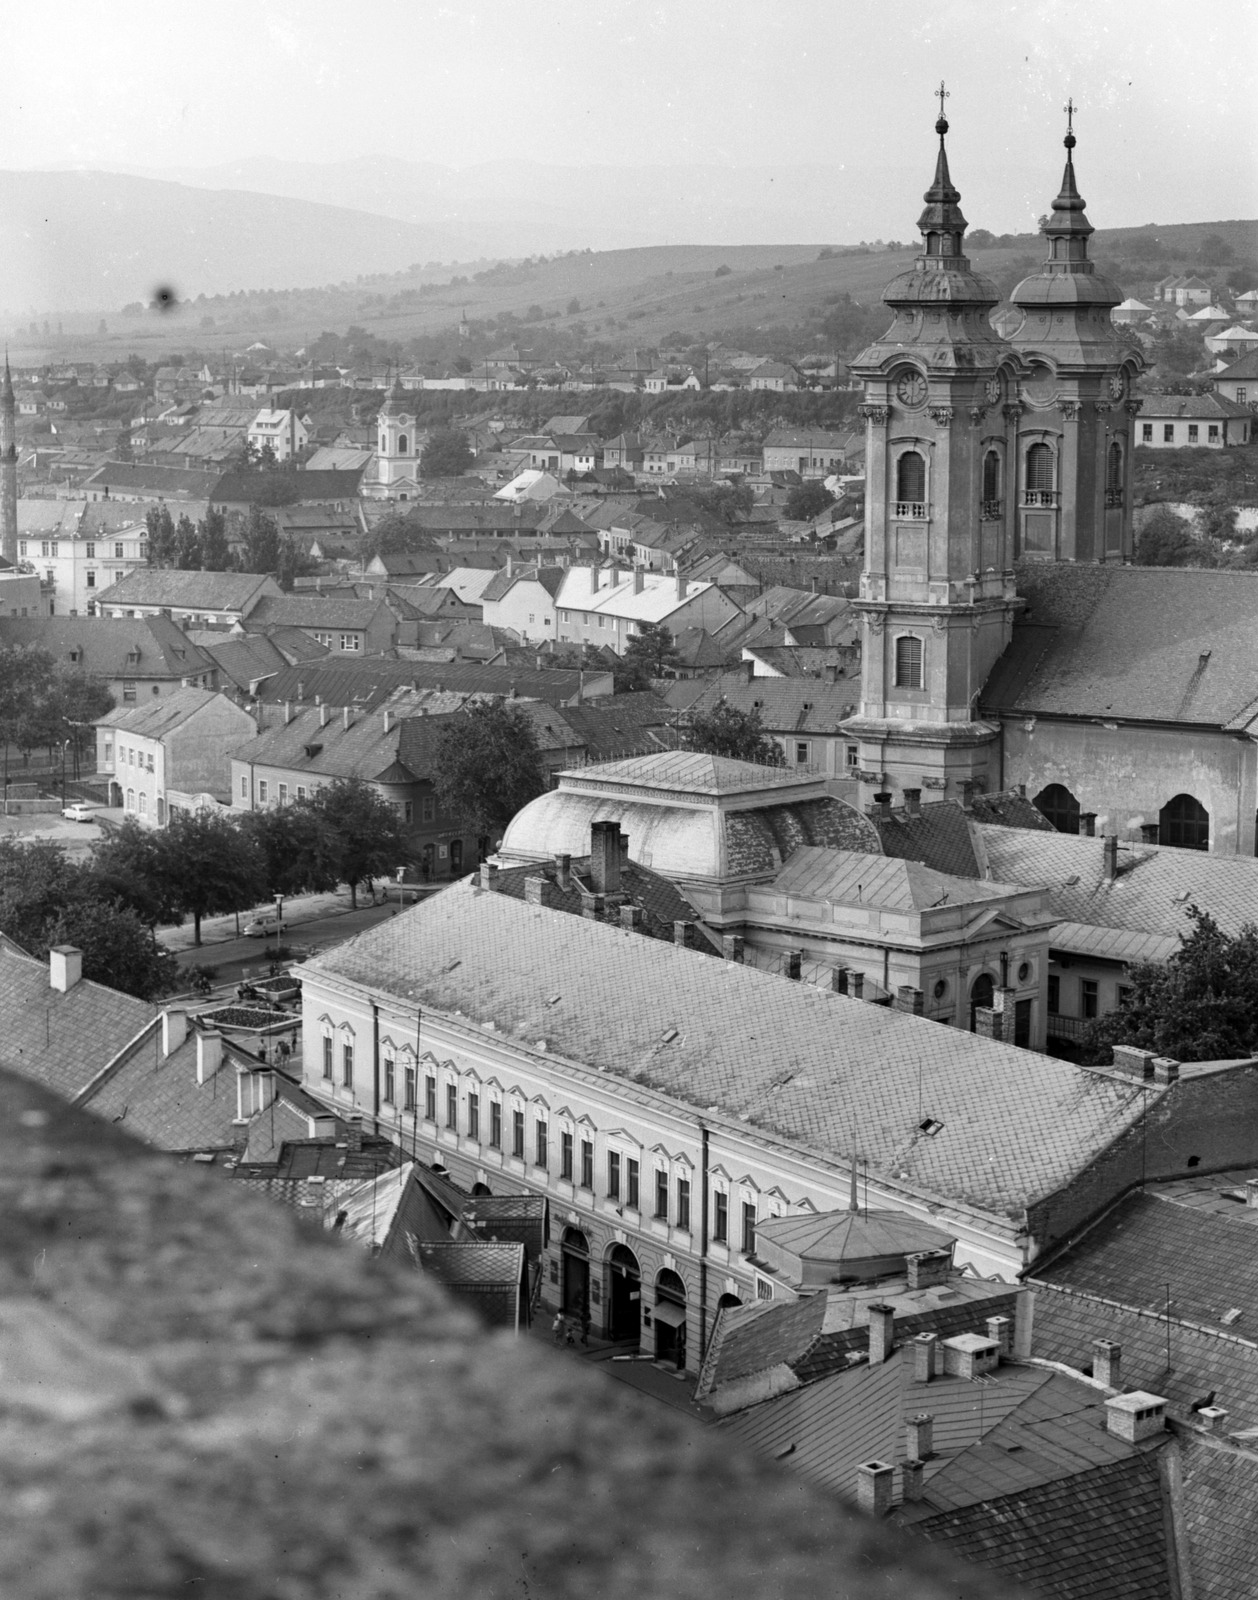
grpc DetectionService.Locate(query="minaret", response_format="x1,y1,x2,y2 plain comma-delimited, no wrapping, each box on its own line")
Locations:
1007,102,1144,563
841,89,1023,806
0,357,17,566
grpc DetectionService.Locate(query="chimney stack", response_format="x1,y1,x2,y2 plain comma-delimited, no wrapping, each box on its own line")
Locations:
849,972,864,1000
1245,1177,1258,1209
343,705,352,731
1092,1339,1122,1389
319,703,329,727
786,950,802,981
986,1316,1012,1359
1103,834,1119,880
902,788,921,817
1198,1406,1230,1436
619,904,642,931
743,658,756,682
49,945,83,993
674,920,694,949
1140,823,1160,845
1153,1056,1180,1085
675,572,688,602
906,1249,951,1290
905,1413,934,1461
1105,1392,1167,1444
855,1461,894,1519
161,1009,187,1058
1080,812,1097,837
894,986,924,1016
283,701,293,725
382,708,393,733
196,1030,223,1084
479,862,499,890
722,934,745,963
589,820,622,895
901,1460,926,1503
344,1114,363,1153
913,1333,938,1384
553,853,572,892
960,781,976,812
633,565,644,594
296,681,305,701
1110,1044,1155,1079
524,876,546,905
867,1303,895,1365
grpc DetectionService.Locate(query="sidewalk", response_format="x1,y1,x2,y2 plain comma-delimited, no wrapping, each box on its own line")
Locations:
526,1318,708,1420
158,887,359,952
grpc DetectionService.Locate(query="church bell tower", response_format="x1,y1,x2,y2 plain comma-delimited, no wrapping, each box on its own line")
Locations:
1007,105,1144,563
841,92,1024,807
0,357,17,566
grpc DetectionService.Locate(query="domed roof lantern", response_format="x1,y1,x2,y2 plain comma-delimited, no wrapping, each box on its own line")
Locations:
1041,99,1096,255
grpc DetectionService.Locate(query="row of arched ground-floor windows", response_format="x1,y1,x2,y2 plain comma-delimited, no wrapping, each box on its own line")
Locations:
557,1226,742,1365
1033,783,1210,851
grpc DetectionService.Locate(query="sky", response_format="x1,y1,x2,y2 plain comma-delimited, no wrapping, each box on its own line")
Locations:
3,0,1255,235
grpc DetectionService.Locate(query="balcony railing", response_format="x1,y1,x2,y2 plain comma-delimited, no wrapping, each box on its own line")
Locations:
892,501,928,519
1046,1014,1094,1041
1023,490,1058,507
981,499,1003,520
1105,488,1124,508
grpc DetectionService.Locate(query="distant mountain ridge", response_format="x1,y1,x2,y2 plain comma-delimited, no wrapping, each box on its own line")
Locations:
0,170,471,315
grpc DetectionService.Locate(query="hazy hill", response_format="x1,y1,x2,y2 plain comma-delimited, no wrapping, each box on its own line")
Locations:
0,171,471,314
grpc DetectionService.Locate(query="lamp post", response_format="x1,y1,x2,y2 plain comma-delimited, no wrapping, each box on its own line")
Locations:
61,739,71,808
273,892,283,959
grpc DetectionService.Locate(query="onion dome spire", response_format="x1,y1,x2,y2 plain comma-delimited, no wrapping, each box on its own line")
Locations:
916,82,969,264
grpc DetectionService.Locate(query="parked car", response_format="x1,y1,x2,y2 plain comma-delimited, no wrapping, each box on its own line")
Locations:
243,914,288,938
62,803,99,822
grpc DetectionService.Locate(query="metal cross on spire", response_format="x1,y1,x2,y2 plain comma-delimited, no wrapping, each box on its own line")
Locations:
936,80,950,118
1063,97,1075,133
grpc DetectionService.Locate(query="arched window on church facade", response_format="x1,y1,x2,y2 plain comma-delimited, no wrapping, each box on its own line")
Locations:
982,450,1002,518
1033,782,1081,834
1025,442,1055,504
396,434,409,455
1159,793,1209,851
894,633,924,690
895,450,926,515
1106,440,1124,506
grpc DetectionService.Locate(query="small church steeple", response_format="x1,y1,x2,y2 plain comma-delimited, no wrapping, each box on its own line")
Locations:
1040,99,1096,267
916,83,969,265
0,353,17,566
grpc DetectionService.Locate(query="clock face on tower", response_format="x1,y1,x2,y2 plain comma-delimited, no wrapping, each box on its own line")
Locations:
985,376,1001,405
895,370,927,409
1108,373,1127,402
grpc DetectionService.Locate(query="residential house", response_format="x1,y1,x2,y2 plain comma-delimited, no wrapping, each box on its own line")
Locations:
602,433,645,472
717,443,764,476
16,514,149,616
252,657,614,709
94,569,283,629
762,430,855,477
640,437,672,476
81,463,222,503
239,593,398,656
208,469,365,515
1214,349,1258,407
96,685,256,824
0,569,44,617
0,614,216,704
748,361,798,392
554,566,741,655
480,563,564,642
248,409,309,463
230,701,487,879
1135,393,1251,448
432,567,501,617
192,631,327,704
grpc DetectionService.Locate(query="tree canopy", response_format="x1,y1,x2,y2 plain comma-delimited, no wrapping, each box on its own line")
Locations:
238,804,343,900
1085,906,1258,1065
308,779,412,906
0,837,178,999
618,622,683,690
1134,507,1214,568
420,428,474,479
685,701,782,765
784,481,837,522
160,809,267,945
432,701,548,841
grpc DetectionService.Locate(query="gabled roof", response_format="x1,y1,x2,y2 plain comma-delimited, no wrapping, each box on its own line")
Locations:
0,936,154,1102
577,750,816,795
210,469,364,502
982,562,1258,727
305,882,1158,1221
229,702,408,782
1216,349,1258,380
976,824,1258,940
480,564,565,603
96,684,236,737
253,658,600,710
194,632,293,692
0,615,215,682
1135,393,1251,419
683,675,857,734
95,568,280,613
244,594,390,631
79,1025,261,1153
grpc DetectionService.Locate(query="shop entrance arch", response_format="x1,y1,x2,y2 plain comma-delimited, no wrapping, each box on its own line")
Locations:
606,1243,641,1343
561,1227,590,1322
654,1269,687,1369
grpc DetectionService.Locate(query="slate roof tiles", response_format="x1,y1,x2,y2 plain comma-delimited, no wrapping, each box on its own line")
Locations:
306,883,1156,1221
